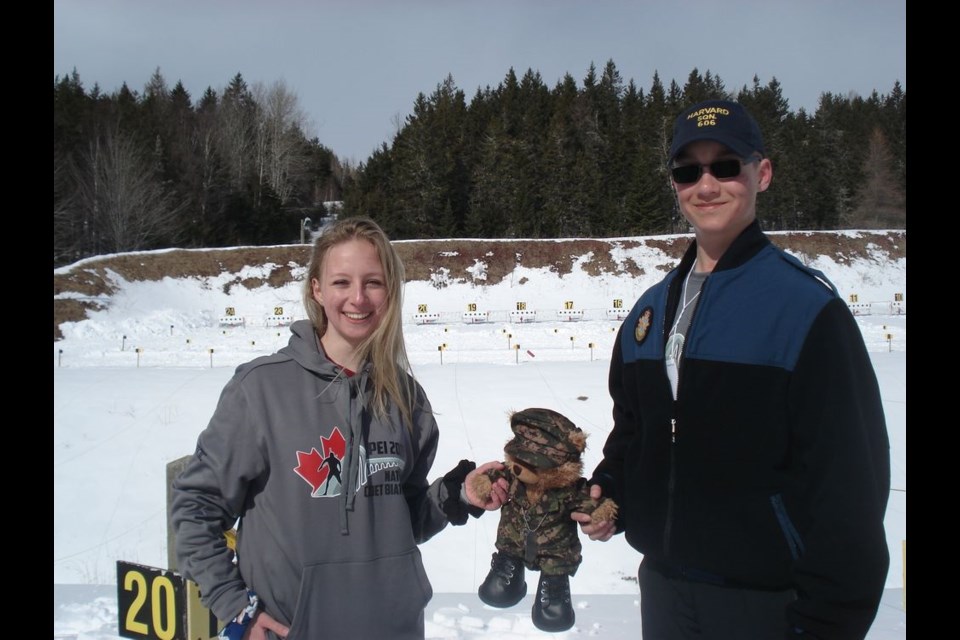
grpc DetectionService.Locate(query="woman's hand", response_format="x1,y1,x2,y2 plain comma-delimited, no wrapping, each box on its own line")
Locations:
243,610,290,639
464,461,510,510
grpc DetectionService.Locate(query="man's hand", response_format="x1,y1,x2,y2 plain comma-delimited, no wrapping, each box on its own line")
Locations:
571,484,617,541
464,461,510,510
243,610,290,639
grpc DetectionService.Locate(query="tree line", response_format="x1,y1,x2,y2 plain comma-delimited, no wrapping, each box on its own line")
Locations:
54,69,345,267
53,62,905,267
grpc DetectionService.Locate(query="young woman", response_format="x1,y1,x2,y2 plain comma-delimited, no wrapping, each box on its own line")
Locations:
171,217,507,640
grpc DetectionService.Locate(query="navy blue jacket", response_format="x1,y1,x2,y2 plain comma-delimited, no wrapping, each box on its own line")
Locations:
592,221,890,639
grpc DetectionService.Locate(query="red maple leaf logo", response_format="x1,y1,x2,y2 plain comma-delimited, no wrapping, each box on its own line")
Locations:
294,427,346,494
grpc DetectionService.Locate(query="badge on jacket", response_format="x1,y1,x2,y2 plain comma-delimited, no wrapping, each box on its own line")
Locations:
635,307,653,345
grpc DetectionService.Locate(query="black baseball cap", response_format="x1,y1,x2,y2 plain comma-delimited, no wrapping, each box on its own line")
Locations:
668,99,765,162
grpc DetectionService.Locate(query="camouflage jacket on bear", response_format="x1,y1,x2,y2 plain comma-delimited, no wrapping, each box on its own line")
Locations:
481,467,616,575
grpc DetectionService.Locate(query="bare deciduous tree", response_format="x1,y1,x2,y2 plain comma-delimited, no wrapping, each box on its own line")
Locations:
72,128,184,253
849,128,906,229
252,79,310,205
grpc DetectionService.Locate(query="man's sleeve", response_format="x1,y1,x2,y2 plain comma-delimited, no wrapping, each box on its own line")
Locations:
590,330,636,512
785,298,891,639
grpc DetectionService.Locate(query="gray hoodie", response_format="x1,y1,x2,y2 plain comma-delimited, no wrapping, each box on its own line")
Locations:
171,320,471,639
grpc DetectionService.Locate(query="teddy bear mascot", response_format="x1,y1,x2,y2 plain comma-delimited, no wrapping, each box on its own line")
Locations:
470,407,618,632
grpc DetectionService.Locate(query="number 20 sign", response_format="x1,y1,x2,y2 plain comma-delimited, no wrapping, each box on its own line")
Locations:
117,560,217,640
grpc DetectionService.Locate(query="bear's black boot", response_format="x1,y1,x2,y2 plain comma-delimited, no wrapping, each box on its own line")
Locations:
532,573,575,632
478,552,527,607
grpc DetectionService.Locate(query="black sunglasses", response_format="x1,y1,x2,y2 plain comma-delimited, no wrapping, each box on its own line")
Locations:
671,157,758,184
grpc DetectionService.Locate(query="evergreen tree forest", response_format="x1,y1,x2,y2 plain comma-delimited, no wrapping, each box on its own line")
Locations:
54,63,905,267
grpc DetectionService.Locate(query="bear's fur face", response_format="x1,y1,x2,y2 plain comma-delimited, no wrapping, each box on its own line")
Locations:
505,453,583,495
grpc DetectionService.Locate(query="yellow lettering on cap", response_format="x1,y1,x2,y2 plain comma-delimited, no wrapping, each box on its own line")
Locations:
694,113,719,127
687,107,731,120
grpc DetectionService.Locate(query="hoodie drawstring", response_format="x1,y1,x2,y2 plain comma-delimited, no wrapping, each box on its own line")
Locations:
338,368,370,535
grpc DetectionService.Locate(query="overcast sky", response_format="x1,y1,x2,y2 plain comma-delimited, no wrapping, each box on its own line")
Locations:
53,0,906,164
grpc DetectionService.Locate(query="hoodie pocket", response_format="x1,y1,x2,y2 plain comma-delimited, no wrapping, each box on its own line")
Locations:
286,547,432,640
770,493,805,561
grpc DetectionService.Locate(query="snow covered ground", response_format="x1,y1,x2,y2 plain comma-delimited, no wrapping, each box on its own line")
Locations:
54,234,906,638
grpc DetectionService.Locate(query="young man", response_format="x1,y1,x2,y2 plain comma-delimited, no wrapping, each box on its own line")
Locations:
572,99,891,639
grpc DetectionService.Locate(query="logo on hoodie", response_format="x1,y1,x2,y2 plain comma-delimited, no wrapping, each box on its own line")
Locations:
294,427,406,498
295,427,355,497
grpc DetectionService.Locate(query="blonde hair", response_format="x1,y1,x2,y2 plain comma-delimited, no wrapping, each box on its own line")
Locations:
302,216,416,428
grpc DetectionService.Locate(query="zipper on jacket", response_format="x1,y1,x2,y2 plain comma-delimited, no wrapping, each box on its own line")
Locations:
663,415,677,559
662,264,703,562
